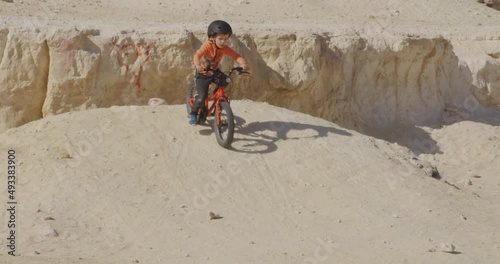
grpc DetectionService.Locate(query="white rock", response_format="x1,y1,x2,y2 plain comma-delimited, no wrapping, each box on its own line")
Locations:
39,224,59,237
440,243,457,253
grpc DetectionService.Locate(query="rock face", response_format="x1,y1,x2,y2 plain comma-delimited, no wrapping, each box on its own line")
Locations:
0,27,499,135
241,34,476,135
0,29,49,131
478,0,500,10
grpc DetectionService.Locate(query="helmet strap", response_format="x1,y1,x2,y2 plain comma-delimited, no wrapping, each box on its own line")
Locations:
209,38,222,49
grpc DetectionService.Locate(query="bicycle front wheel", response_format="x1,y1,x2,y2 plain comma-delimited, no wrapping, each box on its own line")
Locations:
213,101,234,148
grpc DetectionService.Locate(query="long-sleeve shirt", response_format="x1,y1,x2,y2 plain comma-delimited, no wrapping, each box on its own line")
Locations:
193,40,246,76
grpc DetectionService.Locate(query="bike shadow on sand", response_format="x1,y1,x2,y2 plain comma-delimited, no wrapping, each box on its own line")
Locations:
212,116,352,153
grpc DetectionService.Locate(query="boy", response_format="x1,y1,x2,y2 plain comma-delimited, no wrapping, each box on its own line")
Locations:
189,20,249,125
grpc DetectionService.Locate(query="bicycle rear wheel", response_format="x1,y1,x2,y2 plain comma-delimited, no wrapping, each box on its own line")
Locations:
185,80,195,115
213,101,234,148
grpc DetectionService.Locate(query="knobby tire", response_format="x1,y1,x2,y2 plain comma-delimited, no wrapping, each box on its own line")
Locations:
213,101,234,148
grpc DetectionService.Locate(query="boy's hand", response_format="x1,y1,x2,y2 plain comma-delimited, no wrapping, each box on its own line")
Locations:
241,63,250,72
195,64,204,72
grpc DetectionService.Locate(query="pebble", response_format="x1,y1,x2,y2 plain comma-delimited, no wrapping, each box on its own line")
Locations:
209,211,223,220
61,152,72,159
440,243,457,253
40,225,59,237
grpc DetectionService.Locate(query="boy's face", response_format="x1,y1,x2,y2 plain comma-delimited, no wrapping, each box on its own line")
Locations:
213,34,230,48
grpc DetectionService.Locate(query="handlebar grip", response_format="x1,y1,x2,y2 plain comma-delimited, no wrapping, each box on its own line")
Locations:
232,67,243,75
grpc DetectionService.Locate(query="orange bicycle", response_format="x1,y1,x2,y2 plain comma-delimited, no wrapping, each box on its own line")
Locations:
186,67,249,148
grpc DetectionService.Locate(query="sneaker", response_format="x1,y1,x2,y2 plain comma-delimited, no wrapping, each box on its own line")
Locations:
188,115,197,125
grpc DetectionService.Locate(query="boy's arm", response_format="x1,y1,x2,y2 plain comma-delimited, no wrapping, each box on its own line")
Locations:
193,43,210,72
223,47,249,71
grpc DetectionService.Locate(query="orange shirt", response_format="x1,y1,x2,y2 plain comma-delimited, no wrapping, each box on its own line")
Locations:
193,40,246,75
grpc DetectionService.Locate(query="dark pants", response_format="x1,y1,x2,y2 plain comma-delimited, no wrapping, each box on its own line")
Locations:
190,74,212,116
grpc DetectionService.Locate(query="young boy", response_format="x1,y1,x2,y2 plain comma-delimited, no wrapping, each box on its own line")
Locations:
189,20,249,125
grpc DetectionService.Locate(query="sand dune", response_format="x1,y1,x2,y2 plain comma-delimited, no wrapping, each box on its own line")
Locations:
1,101,499,263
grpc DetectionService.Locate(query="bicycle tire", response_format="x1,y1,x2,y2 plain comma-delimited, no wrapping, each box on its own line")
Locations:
213,101,234,148
185,80,195,115
198,107,207,124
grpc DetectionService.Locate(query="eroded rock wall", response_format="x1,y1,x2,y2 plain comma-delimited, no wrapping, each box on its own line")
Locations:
1,28,499,135
231,33,496,135
477,0,500,10
0,29,49,132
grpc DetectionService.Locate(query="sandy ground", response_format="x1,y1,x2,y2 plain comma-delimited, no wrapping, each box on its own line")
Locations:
1,0,500,36
1,101,499,264
0,0,499,263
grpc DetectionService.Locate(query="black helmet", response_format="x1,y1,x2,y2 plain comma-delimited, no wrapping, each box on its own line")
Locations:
207,20,233,37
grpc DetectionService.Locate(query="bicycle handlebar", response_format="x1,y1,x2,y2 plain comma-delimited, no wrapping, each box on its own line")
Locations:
229,67,250,76
203,67,250,78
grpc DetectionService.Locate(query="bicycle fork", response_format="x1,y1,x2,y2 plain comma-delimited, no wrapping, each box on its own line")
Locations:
215,97,229,127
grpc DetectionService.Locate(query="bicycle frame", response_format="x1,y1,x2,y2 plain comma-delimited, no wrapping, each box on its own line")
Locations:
189,67,243,121
186,67,248,148
204,85,229,126
188,81,229,118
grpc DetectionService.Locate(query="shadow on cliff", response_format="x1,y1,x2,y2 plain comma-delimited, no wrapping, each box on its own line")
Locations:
227,34,445,155
378,61,500,156
227,34,500,156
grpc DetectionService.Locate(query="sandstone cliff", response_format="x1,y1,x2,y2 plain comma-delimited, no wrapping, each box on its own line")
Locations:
1,27,499,137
